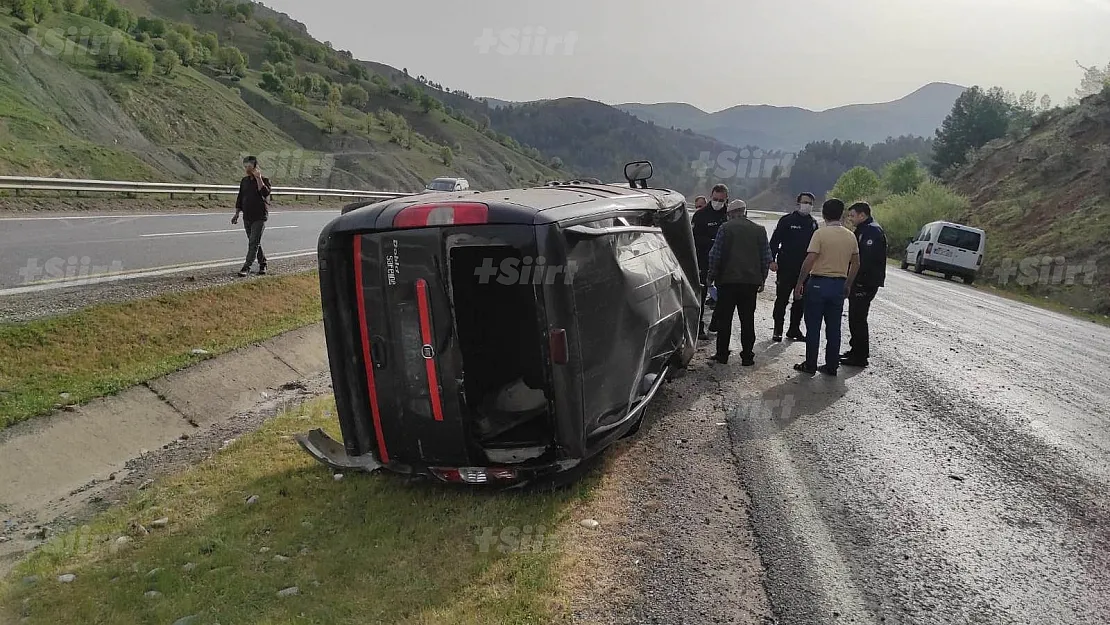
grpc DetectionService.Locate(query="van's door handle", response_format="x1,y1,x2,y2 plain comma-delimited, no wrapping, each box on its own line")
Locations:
370,337,386,369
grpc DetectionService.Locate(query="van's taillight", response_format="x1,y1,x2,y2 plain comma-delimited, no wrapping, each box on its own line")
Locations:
549,328,568,365
977,254,983,266
393,202,489,228
430,467,519,484
926,243,933,254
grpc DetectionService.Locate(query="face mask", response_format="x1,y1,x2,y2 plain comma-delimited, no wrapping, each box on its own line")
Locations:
711,200,725,210
798,203,812,215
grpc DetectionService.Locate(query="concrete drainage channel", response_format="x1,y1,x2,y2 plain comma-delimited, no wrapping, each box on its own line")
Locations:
0,323,331,576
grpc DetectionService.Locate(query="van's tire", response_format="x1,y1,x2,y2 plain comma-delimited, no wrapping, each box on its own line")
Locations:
964,274,975,285
900,259,909,270
944,273,953,281
914,253,925,274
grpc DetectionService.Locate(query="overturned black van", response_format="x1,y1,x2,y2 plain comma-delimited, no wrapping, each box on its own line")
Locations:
296,161,702,486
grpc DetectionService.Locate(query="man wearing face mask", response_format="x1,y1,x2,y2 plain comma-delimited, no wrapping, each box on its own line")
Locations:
692,183,729,339
768,192,818,342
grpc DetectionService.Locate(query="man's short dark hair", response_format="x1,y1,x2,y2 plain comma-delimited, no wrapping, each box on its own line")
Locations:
848,201,872,216
797,192,815,203
822,198,845,221
243,155,258,166
711,183,728,196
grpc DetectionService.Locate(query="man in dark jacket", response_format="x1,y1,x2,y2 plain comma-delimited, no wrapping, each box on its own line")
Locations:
706,200,771,366
232,155,272,277
692,183,729,339
769,192,818,342
841,202,887,367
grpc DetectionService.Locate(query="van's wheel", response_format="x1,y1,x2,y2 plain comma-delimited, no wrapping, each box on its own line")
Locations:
964,274,975,285
944,273,953,281
900,259,909,270
914,253,925,274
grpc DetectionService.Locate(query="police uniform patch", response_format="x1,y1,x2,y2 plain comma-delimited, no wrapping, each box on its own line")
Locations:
866,239,874,246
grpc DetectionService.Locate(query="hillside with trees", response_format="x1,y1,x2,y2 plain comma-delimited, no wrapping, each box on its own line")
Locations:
0,0,562,190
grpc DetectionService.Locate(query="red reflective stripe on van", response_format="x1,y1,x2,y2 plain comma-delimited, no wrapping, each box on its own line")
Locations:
415,278,445,422
352,236,391,464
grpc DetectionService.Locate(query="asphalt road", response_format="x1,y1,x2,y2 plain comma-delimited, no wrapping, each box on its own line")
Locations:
718,232,1110,624
0,209,340,294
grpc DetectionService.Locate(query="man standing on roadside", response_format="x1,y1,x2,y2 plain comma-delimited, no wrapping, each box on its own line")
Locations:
232,155,271,277
769,192,818,342
792,198,859,376
841,202,887,368
706,199,771,366
692,184,730,339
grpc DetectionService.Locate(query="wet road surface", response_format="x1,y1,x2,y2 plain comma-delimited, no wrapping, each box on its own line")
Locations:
0,209,338,294
724,263,1110,624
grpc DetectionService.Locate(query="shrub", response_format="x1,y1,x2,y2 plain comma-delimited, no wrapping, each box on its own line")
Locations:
871,181,971,256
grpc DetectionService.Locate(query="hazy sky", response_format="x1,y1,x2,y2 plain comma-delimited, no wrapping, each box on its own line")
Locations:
261,0,1110,112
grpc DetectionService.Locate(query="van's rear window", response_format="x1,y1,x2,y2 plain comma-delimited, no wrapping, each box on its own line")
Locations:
938,226,981,251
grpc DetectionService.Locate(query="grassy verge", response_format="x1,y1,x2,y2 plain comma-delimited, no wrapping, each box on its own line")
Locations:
0,272,322,431
1,397,592,624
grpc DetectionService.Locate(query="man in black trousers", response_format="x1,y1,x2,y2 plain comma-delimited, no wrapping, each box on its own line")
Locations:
841,201,888,367
692,184,730,339
706,200,771,366
769,192,818,342
232,155,272,277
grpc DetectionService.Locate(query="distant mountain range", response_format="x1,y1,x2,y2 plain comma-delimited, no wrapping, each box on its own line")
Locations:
614,83,967,151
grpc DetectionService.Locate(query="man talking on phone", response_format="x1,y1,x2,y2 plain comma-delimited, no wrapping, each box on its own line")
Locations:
232,155,271,277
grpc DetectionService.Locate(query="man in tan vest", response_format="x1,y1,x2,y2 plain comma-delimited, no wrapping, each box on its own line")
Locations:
705,199,771,366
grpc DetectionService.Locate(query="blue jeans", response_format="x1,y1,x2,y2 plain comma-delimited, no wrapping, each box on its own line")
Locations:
803,276,846,370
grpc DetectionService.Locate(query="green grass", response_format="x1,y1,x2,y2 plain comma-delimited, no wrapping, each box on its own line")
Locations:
0,272,323,431
1,396,593,624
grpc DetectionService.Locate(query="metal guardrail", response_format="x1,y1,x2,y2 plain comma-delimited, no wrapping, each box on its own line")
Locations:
0,175,411,200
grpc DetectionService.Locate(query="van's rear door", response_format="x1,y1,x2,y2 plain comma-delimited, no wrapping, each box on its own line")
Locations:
934,225,983,270
352,229,469,467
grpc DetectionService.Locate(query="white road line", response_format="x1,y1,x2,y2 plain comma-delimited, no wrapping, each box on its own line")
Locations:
141,225,298,238
0,250,317,296
0,210,337,221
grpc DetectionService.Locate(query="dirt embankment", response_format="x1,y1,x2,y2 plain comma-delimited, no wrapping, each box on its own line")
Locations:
950,90,1110,313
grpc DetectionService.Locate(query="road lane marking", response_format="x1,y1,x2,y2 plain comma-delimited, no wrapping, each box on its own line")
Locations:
141,225,299,238
0,210,339,221
0,249,316,296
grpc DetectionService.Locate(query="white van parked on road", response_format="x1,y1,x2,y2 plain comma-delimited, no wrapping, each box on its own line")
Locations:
422,177,470,193
901,221,986,284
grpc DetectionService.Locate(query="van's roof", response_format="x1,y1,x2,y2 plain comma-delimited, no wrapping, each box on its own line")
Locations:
928,220,985,233
333,183,686,233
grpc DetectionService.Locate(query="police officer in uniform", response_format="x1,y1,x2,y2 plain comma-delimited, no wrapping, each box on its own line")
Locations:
841,201,887,367
692,183,729,339
769,192,818,341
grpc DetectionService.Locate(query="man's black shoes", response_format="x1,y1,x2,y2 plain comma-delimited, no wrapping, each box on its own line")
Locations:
237,267,250,277
839,351,869,367
785,329,806,341
793,362,816,375
817,365,838,376
710,353,729,365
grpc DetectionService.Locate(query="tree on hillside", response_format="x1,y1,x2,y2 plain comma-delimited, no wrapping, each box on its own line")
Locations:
198,31,219,55
342,83,369,108
882,155,926,194
216,46,246,76
931,86,1013,176
441,145,453,166
166,32,194,66
122,43,154,78
830,166,880,205
157,49,180,77
5,0,34,22
1070,60,1110,104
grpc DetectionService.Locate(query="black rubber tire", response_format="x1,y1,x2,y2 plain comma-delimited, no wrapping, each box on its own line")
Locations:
914,253,925,274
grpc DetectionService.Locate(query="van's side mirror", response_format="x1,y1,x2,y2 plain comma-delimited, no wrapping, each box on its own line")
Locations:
624,161,653,188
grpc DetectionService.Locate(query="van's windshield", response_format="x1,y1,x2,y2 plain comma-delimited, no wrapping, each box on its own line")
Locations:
938,226,982,251
426,180,457,191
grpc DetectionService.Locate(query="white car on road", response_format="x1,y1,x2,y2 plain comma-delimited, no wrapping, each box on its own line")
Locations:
902,220,986,284
422,177,470,193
